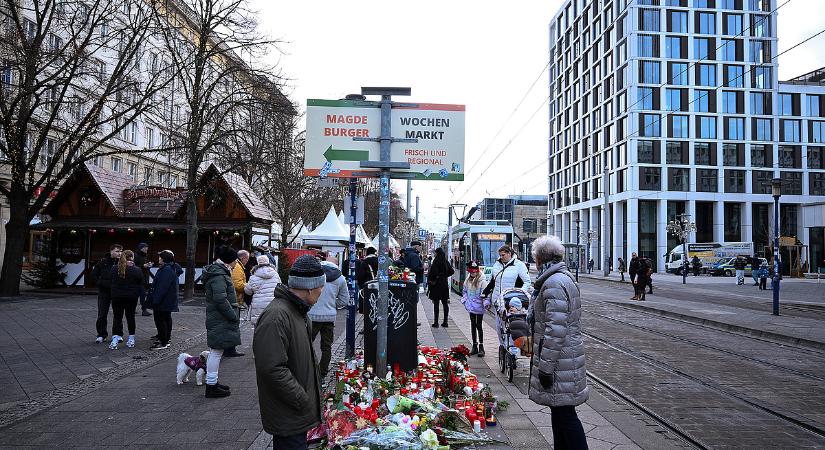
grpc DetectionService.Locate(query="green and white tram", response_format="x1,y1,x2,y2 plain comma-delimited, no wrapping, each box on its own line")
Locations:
448,220,515,294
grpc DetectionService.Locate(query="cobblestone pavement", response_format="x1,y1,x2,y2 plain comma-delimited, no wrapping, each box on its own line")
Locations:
0,289,689,450
579,281,825,448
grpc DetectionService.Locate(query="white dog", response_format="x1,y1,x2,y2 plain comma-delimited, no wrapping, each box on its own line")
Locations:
176,351,209,385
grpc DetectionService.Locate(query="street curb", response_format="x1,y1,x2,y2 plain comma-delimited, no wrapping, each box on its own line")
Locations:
619,302,825,351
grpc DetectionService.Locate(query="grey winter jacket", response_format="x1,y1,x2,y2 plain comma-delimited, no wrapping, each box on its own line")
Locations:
529,261,589,407
308,262,349,323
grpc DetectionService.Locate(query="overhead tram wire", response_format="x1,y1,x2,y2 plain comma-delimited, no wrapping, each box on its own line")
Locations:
621,0,792,116
460,60,552,180
546,24,825,222
623,23,825,146
453,95,551,204
453,0,789,206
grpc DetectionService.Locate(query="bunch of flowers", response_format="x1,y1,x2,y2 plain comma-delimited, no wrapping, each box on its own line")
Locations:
312,346,505,449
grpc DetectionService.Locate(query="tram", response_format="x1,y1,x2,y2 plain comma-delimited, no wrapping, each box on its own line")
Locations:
448,220,515,294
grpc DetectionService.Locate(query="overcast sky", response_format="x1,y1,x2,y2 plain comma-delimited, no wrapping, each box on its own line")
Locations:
251,0,825,237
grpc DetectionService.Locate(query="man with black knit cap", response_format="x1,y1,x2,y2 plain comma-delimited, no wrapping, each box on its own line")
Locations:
254,255,324,449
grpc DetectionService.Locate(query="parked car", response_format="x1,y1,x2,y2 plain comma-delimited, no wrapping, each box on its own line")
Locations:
708,257,767,277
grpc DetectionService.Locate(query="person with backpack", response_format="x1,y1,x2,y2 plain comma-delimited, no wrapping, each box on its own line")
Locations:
244,255,282,324
92,244,123,343
427,247,455,327
461,261,489,357
634,257,652,301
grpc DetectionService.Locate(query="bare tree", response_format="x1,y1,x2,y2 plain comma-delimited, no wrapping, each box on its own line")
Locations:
262,129,339,251
0,0,170,295
149,0,284,299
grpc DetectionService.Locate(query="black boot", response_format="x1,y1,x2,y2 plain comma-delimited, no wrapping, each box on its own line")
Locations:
477,344,486,357
216,383,230,391
205,384,231,398
470,344,478,355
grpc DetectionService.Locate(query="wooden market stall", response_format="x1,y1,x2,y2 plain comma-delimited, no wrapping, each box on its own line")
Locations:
32,162,273,287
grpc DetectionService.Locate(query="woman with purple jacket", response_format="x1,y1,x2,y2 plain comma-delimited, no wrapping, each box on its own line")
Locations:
461,261,489,357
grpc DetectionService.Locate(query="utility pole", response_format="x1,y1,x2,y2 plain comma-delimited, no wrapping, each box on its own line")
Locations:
574,216,582,282
602,164,610,277
358,87,415,378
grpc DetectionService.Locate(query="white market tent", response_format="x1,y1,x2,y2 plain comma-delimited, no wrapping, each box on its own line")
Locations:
302,207,348,251
371,233,401,250
356,225,372,246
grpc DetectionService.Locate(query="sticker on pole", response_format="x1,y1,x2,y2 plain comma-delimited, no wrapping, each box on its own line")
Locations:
304,99,465,181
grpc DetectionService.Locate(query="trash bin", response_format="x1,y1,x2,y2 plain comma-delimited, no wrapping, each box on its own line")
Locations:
362,280,418,372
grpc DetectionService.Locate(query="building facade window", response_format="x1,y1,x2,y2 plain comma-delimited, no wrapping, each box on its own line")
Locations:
753,118,772,141
724,13,743,35
725,117,744,140
667,141,689,164
751,92,771,115
695,89,713,112
694,37,713,60
810,121,825,144
670,115,689,138
697,63,716,86
780,172,803,195
724,65,743,87
724,169,746,193
639,35,659,57
641,114,661,137
695,142,715,165
698,116,717,139
669,62,689,85
724,203,742,242
640,167,661,190
778,93,794,116
779,145,801,168
668,167,690,191
751,144,771,167
811,173,825,195
669,10,688,32
808,94,823,117
638,140,659,164
698,168,718,192
111,157,122,173
780,119,801,143
665,36,685,59
127,162,137,181
753,66,772,89
697,12,716,34
143,167,153,185
753,170,773,194
723,143,743,166
640,60,660,83
640,8,660,31
809,147,824,169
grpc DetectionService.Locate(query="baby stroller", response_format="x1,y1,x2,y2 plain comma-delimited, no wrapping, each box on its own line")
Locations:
497,288,533,382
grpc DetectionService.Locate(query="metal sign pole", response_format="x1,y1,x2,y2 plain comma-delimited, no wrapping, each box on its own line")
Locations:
346,177,358,357
359,87,414,378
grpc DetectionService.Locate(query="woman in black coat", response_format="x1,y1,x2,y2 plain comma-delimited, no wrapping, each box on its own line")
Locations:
149,250,182,350
427,247,454,328
109,250,144,349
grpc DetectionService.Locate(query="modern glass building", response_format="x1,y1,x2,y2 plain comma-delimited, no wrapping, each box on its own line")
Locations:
547,0,825,274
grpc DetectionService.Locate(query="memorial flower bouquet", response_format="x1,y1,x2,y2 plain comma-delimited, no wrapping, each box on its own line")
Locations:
311,346,506,449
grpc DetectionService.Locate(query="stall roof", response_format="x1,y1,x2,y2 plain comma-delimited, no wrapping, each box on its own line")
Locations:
301,207,348,242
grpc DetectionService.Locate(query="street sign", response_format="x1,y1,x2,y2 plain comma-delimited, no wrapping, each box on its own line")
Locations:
343,195,365,224
418,229,428,239
304,99,465,180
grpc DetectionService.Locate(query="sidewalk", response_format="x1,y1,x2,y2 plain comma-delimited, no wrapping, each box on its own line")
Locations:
0,291,684,449
579,272,825,350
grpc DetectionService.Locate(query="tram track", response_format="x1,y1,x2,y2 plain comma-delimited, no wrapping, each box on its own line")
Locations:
583,329,825,445
584,302,825,382
585,372,709,450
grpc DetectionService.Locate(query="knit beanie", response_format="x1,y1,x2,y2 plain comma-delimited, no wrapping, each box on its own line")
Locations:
509,298,522,310
288,255,326,290
216,246,238,265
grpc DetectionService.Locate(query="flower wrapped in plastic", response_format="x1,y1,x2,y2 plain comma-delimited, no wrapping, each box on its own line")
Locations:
337,426,424,449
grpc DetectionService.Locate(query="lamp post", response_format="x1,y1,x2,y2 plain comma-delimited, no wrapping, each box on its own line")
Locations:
574,217,582,282
772,178,782,316
585,230,598,273
666,213,697,285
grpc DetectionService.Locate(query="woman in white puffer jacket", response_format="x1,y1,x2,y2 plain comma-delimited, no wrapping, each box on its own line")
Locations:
482,244,531,346
244,255,282,323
